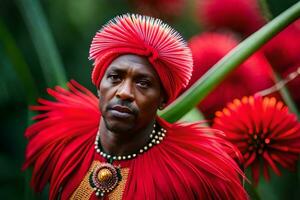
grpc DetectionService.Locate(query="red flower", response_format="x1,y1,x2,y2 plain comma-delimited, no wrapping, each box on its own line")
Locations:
129,0,185,21
197,0,266,36
213,96,300,184
263,20,300,74
187,32,275,118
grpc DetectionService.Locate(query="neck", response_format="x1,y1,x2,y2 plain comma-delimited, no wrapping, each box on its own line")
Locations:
99,118,155,157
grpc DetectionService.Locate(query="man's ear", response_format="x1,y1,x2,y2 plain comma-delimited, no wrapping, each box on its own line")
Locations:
159,87,167,110
158,96,167,110
159,103,166,110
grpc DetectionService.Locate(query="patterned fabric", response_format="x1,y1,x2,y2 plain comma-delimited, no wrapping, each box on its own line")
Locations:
71,160,129,200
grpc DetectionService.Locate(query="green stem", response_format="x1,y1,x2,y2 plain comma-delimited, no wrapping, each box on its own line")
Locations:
274,72,300,118
15,0,67,87
178,107,206,123
258,0,273,20
160,1,300,122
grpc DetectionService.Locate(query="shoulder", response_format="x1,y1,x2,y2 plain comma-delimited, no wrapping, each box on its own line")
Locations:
153,118,248,199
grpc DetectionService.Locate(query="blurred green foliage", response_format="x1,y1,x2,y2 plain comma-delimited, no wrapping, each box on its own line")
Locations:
0,0,299,199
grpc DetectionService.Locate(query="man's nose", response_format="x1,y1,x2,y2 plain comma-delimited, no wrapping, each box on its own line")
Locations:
116,80,134,101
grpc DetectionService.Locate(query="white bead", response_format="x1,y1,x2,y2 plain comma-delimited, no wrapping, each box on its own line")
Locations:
94,124,165,162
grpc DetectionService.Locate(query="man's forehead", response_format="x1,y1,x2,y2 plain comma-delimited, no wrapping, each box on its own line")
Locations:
110,54,151,67
106,55,159,78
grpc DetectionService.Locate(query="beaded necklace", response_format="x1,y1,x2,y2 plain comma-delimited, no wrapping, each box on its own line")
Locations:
90,123,166,197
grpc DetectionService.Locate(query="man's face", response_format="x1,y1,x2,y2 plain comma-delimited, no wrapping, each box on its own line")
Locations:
98,54,165,133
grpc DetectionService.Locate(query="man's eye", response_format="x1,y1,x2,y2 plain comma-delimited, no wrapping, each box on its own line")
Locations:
137,80,151,88
107,74,121,82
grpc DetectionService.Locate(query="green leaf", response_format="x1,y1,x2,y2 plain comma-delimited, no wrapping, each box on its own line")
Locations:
160,1,300,123
0,19,38,104
15,0,67,87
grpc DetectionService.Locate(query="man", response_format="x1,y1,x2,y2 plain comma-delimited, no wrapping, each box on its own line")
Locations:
23,14,248,199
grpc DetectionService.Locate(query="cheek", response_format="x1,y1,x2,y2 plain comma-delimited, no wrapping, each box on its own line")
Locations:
137,93,161,115
98,86,114,112
98,94,105,113
99,79,116,99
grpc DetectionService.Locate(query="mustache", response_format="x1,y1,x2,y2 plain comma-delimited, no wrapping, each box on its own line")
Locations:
107,99,138,115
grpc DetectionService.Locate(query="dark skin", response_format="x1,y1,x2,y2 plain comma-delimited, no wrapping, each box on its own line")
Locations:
98,54,166,156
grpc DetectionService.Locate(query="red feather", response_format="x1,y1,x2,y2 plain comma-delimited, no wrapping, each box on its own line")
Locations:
23,80,100,199
122,118,248,199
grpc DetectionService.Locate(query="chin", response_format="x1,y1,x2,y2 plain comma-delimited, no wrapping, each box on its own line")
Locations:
104,119,135,134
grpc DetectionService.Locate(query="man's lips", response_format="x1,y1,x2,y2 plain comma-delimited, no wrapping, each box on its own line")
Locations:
111,105,133,114
108,105,135,119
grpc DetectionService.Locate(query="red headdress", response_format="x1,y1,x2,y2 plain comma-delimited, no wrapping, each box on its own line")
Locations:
89,14,193,105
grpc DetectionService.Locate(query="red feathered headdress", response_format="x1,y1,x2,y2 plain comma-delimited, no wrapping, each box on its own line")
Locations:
89,14,193,105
